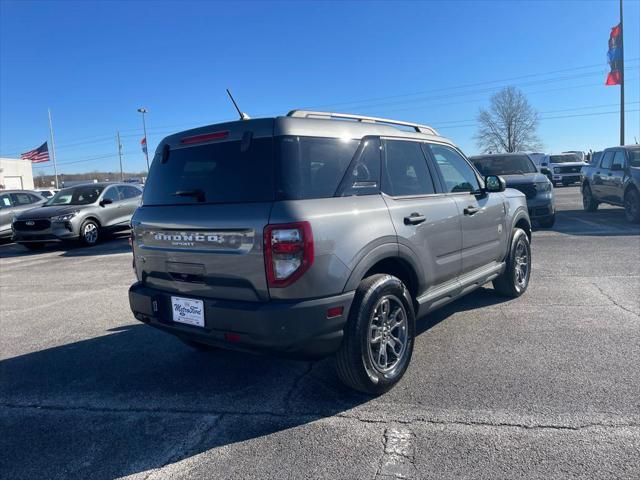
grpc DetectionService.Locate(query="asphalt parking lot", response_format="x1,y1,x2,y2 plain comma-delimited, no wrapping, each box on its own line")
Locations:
1,186,639,480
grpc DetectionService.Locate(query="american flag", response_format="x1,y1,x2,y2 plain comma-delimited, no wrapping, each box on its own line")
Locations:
20,142,50,163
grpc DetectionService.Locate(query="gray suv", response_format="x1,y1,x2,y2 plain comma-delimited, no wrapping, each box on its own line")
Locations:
12,182,142,249
128,111,532,394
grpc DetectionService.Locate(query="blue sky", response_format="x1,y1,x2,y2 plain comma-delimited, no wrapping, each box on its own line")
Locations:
1,0,639,175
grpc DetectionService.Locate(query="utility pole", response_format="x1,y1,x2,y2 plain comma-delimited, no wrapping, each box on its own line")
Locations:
619,0,625,146
116,131,124,181
47,108,59,189
137,107,150,172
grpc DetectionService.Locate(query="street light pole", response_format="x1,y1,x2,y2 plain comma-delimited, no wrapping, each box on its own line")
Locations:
137,107,150,172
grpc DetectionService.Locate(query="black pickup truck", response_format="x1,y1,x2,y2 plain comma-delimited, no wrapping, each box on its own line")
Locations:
581,145,640,223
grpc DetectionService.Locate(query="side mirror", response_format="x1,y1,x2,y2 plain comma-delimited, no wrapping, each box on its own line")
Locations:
540,167,550,175
484,175,506,193
541,163,548,167
611,163,623,171
100,198,113,207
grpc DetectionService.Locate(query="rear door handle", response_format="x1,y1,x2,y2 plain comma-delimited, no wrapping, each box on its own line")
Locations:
404,213,426,225
464,206,480,216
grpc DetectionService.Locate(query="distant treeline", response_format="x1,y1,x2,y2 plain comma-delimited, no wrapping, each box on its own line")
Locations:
34,171,147,188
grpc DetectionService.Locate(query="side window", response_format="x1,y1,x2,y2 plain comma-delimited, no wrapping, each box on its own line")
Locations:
338,137,381,196
429,144,480,193
600,151,614,169
382,140,435,196
612,151,626,170
119,186,142,199
10,193,35,205
0,194,11,208
28,194,42,203
103,187,121,202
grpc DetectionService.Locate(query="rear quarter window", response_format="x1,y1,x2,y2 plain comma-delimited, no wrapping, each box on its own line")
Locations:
277,136,361,200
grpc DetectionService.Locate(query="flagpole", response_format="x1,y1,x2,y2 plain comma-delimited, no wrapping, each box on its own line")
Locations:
47,108,59,189
116,131,124,181
619,0,625,146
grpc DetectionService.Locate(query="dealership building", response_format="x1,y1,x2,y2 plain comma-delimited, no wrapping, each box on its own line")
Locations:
0,157,34,190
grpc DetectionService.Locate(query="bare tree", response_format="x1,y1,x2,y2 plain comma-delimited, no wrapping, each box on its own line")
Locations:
475,86,542,153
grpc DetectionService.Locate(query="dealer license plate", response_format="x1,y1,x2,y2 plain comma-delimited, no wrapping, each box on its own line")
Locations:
171,296,205,327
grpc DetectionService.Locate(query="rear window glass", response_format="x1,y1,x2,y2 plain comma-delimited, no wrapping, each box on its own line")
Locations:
143,137,274,205
277,136,360,199
471,155,537,175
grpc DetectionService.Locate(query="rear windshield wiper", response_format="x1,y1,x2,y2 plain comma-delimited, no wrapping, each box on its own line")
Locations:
172,189,205,202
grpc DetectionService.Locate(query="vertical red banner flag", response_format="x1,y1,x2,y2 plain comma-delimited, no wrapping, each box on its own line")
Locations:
606,23,623,85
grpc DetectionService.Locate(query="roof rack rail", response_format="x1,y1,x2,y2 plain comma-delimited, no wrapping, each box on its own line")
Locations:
287,110,439,136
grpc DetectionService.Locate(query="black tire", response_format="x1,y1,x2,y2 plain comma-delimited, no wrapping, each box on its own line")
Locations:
492,228,531,298
20,242,46,250
624,189,640,224
335,274,415,395
79,219,100,246
582,184,599,212
537,214,555,228
180,339,218,352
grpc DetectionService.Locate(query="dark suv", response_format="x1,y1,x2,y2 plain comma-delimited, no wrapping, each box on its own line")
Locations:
128,111,532,394
470,153,555,228
581,145,640,223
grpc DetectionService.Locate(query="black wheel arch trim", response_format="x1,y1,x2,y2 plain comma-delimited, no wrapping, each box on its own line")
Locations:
342,242,425,295
510,208,531,242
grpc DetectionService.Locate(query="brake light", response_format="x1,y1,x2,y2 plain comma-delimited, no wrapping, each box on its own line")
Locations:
264,222,314,288
180,130,229,145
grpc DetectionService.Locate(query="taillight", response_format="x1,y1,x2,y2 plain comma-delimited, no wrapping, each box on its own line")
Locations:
180,130,229,145
264,222,314,288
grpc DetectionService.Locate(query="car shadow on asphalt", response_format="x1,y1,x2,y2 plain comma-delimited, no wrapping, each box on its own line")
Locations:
534,209,639,237
0,233,131,259
0,287,510,479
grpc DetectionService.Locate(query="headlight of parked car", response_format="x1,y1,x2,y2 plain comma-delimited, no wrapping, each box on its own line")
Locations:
553,167,560,173
536,182,552,192
51,211,79,222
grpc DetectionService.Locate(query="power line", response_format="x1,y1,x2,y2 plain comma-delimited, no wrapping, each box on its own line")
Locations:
299,58,640,111
4,58,639,157
436,108,640,130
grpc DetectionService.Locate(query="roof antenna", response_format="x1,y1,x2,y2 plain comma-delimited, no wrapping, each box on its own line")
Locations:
226,89,250,120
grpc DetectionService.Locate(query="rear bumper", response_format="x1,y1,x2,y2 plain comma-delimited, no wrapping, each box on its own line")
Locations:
128,282,354,358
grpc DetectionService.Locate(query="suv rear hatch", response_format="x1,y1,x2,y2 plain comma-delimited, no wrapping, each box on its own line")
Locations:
133,119,275,302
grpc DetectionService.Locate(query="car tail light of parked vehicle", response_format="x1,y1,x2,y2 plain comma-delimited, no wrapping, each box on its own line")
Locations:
264,221,314,287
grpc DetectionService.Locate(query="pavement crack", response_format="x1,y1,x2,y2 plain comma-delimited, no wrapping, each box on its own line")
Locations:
375,426,417,479
591,282,639,317
141,413,224,480
2,402,639,432
336,412,640,432
282,361,314,407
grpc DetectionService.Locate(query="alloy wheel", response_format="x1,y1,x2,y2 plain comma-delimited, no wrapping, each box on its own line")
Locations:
514,238,529,289
83,223,98,244
367,295,408,373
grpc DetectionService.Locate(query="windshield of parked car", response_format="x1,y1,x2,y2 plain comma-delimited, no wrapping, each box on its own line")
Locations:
549,154,580,163
628,148,640,167
471,155,537,175
45,186,105,206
